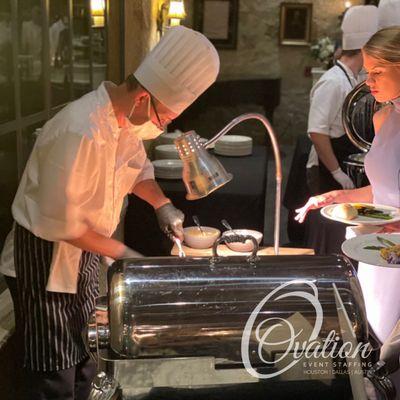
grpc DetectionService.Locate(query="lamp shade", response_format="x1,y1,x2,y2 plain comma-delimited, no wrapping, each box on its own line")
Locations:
175,131,232,200
91,0,105,27
168,1,186,19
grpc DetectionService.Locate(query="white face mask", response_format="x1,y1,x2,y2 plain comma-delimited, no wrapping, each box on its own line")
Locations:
126,98,164,140
133,120,164,140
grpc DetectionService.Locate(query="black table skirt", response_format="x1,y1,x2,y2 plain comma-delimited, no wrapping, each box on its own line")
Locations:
304,210,347,256
124,146,268,256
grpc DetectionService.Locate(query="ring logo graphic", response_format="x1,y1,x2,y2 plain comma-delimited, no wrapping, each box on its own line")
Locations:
240,279,371,379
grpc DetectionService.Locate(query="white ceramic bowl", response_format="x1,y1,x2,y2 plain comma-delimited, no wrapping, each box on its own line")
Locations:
224,229,263,252
183,226,221,249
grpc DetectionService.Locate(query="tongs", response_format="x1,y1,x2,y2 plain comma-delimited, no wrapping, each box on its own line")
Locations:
165,228,186,258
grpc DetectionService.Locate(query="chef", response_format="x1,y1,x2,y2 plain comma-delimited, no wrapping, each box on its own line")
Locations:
306,5,378,194
0,26,220,400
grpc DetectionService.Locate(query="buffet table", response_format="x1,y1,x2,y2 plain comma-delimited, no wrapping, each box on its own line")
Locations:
170,244,314,257
124,146,268,256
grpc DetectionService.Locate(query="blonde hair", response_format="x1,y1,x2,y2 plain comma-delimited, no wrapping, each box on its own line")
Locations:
364,27,400,66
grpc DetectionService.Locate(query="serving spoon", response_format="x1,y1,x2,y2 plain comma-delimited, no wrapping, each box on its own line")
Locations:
221,219,236,234
192,215,205,236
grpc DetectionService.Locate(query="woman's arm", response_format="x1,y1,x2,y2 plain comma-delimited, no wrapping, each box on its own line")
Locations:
295,185,372,223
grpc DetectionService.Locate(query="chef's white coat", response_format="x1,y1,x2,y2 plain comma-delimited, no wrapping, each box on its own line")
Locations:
0,82,154,293
306,60,360,168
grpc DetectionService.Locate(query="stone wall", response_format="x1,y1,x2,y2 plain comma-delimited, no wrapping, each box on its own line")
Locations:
183,0,363,143
108,0,159,82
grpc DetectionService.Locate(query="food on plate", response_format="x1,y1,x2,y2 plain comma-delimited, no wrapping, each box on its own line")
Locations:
380,245,400,264
363,236,400,264
331,203,358,220
354,204,393,220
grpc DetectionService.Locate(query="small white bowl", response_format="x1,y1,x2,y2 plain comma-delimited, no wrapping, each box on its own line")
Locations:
183,226,221,249
224,229,263,252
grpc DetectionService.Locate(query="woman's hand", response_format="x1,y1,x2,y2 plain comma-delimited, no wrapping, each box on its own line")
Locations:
378,221,400,234
295,190,345,223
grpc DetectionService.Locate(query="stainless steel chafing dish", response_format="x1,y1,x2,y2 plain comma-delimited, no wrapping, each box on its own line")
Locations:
87,236,371,400
342,81,382,188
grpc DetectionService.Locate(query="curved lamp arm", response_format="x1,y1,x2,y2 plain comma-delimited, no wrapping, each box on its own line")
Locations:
205,113,282,255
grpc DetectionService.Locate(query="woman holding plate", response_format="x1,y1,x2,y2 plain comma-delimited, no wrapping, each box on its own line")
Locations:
296,26,400,347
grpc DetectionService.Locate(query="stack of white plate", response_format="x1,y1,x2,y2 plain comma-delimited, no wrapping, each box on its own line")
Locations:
214,135,253,156
155,144,179,160
157,130,183,145
152,160,183,179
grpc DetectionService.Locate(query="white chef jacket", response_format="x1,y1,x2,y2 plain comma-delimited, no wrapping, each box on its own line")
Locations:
306,61,360,168
0,82,154,293
49,19,66,65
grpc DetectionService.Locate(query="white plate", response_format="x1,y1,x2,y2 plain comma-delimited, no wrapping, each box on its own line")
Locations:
216,135,252,145
342,233,400,268
152,159,182,169
152,160,183,179
157,131,182,145
321,203,400,226
155,144,179,160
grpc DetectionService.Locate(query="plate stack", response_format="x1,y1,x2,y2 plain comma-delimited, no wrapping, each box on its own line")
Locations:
157,130,183,145
152,160,183,180
154,144,180,160
214,135,253,156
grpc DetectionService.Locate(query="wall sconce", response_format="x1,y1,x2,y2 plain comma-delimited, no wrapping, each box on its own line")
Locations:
91,0,105,28
158,0,186,36
168,0,186,26
344,1,352,8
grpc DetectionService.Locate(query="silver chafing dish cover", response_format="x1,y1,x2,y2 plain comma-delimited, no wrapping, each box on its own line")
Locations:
100,255,366,364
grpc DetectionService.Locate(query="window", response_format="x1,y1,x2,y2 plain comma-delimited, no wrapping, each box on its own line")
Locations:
0,0,107,254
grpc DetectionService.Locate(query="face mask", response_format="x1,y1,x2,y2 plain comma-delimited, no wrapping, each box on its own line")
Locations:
133,120,163,140
126,98,164,140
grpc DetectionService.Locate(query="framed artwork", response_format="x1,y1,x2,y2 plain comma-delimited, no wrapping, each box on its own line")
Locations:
193,0,239,49
279,3,312,46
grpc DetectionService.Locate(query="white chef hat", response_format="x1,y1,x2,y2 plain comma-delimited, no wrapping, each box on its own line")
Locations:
378,0,400,29
134,26,220,115
341,5,379,50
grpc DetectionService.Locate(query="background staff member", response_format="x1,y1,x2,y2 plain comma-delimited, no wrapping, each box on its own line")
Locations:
0,26,220,400
306,5,378,194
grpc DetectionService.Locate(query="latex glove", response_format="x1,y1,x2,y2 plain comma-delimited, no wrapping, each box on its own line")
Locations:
295,191,343,223
331,167,355,189
155,202,184,241
118,246,143,259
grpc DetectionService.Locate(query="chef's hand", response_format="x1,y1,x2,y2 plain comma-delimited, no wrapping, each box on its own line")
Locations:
378,221,400,234
118,246,144,259
155,202,185,241
331,168,355,189
295,191,343,223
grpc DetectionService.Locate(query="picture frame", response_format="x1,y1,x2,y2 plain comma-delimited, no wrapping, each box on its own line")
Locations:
193,0,239,50
279,3,312,46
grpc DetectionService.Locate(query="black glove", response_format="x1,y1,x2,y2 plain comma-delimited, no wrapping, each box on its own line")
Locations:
155,202,185,241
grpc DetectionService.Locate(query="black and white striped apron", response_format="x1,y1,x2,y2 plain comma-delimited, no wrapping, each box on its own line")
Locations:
14,223,100,372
